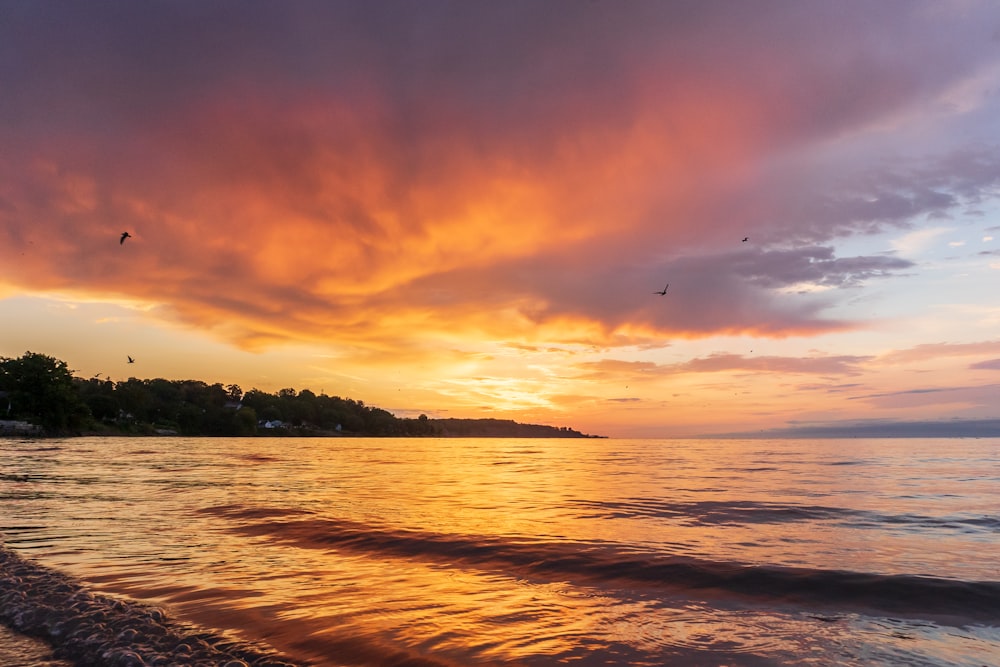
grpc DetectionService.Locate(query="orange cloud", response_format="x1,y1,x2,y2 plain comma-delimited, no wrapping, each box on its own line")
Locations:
574,353,870,382
1,1,997,375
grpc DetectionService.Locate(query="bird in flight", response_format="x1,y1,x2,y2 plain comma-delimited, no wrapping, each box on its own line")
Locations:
127,356,135,364
742,237,749,242
120,232,132,245
654,284,669,295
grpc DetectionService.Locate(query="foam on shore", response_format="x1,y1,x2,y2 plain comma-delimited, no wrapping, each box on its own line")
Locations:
0,545,302,667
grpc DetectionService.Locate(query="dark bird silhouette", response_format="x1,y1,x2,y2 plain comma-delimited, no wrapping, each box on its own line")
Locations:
742,237,749,242
120,232,132,245
127,356,135,364
654,284,669,295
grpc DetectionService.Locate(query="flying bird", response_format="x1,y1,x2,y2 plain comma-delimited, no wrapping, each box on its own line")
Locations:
127,356,135,364
742,237,749,242
120,232,132,245
654,284,669,295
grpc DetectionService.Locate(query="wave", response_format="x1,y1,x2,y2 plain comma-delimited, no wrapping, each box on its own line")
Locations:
0,543,492,667
0,545,300,667
571,498,1000,532
201,504,1000,624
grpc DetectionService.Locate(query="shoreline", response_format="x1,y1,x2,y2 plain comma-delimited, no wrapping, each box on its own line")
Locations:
1,430,607,440
0,545,302,667
0,622,72,667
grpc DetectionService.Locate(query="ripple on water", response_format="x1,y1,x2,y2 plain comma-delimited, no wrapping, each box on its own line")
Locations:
606,603,798,656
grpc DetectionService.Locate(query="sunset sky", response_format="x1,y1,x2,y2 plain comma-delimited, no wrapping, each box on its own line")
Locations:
3,1,1000,437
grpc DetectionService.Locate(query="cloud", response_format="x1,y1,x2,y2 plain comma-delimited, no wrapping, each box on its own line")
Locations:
727,247,914,289
791,382,865,394
389,241,917,347
575,353,869,381
890,227,953,255
1,2,999,354
970,358,1000,370
701,146,1000,249
849,383,1000,408
676,353,870,375
878,339,1000,364
722,418,1000,438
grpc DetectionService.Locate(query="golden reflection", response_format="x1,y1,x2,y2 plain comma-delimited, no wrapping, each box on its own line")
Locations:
6,437,997,666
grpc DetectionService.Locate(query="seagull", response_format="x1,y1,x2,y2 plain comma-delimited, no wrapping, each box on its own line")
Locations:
654,284,669,295
742,237,749,242
120,232,132,245
127,356,135,364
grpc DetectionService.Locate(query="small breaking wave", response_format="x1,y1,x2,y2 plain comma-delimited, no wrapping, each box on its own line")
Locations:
0,545,300,666
201,504,1000,624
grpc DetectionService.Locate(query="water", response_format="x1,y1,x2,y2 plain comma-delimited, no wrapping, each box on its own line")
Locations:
1,436,998,666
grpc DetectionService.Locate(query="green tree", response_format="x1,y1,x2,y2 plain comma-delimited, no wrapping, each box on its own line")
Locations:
0,351,89,431
231,406,258,435
259,404,282,422
115,378,153,423
76,376,118,422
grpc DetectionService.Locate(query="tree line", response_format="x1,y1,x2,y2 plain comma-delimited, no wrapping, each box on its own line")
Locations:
0,351,597,438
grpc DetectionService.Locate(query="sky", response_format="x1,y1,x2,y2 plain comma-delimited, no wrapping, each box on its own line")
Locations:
2,1,1000,437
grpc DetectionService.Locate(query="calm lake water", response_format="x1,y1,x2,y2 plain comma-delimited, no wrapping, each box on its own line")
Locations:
1,436,999,666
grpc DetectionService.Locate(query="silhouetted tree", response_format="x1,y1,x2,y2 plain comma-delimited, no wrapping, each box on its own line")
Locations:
0,352,595,438
0,351,89,431
115,378,153,423
76,377,118,423
231,406,258,435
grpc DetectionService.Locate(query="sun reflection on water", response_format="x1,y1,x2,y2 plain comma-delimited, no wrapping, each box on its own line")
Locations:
2,436,998,666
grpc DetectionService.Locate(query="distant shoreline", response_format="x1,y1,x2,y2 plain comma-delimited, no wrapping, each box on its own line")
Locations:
2,417,606,440
706,418,1000,439
0,352,605,439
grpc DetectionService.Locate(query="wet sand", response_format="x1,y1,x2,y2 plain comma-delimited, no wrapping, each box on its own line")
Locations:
0,545,302,666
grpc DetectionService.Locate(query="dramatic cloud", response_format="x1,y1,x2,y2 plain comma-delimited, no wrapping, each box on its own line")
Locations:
3,1,999,353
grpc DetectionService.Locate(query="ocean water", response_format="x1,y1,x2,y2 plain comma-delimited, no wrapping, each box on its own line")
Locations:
1,436,998,666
